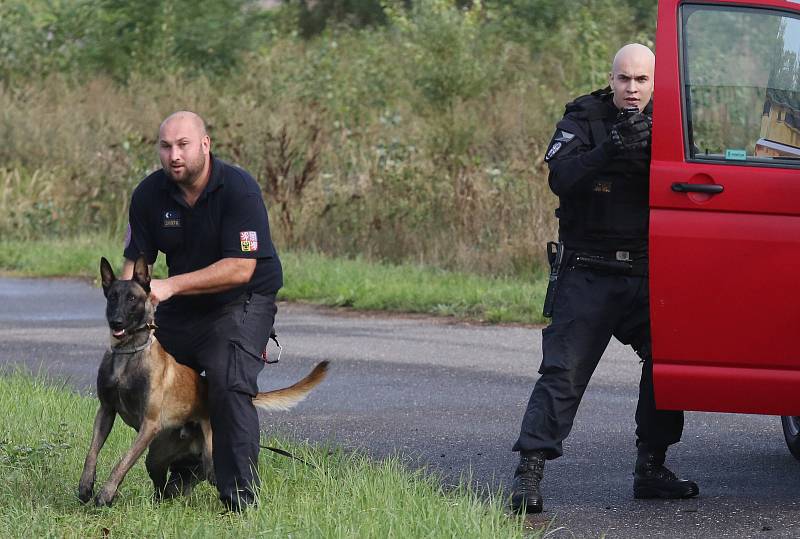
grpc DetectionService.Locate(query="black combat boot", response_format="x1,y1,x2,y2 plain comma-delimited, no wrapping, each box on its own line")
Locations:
633,444,699,499
510,450,545,513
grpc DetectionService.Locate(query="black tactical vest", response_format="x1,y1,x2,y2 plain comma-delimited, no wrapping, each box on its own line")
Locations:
556,88,651,253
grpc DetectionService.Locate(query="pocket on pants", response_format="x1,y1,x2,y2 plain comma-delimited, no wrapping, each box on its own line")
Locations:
538,320,574,374
226,340,265,396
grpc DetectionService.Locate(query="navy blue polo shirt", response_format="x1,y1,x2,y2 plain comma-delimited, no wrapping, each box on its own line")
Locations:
123,154,283,316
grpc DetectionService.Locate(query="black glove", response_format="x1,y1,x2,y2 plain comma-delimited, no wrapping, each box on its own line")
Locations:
609,112,652,152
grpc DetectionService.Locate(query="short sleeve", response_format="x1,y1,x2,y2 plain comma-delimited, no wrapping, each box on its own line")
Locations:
221,192,271,259
123,184,158,264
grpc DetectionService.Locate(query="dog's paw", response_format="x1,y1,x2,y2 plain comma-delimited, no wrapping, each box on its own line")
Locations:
206,469,216,487
77,483,94,504
93,488,116,508
203,462,216,486
202,456,216,486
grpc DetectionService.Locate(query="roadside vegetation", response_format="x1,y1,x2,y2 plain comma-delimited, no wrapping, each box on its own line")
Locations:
0,372,533,538
0,235,548,324
1,0,656,277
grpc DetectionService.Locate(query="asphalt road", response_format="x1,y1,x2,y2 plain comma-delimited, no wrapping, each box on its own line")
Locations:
2,276,800,537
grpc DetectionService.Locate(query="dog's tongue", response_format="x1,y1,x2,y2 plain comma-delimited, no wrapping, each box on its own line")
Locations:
113,329,126,338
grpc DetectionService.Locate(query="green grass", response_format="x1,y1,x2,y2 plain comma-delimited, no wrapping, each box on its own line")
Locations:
0,235,549,324
0,371,533,538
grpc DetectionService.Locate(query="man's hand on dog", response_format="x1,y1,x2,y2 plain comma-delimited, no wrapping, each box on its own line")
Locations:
149,279,175,306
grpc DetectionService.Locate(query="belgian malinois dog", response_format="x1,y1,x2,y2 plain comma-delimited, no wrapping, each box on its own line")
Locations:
78,256,329,507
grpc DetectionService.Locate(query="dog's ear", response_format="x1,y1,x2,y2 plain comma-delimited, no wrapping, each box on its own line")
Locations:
132,256,151,293
100,257,115,297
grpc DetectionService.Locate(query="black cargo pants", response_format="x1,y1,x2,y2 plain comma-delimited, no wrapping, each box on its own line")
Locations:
513,265,683,459
155,292,277,510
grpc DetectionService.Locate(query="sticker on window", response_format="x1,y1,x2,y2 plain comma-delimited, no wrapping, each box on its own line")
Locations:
724,149,747,161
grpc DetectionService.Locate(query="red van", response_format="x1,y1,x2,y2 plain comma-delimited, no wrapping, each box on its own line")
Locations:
650,0,800,457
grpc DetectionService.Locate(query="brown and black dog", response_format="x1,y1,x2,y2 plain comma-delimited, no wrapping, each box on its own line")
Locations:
78,256,328,507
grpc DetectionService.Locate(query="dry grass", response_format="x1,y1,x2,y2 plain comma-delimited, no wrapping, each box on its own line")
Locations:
0,31,567,276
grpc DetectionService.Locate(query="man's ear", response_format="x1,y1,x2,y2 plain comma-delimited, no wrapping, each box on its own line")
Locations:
132,256,151,293
100,257,115,298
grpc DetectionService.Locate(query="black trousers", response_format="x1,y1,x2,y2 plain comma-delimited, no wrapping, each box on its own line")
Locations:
155,292,277,509
514,266,683,459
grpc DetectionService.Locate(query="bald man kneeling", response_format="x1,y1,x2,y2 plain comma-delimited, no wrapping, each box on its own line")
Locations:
509,44,698,514
120,111,285,512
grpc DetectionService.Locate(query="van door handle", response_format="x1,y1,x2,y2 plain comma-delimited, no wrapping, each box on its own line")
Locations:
671,182,724,194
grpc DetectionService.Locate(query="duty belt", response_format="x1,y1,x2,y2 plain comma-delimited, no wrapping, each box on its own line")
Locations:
571,249,648,276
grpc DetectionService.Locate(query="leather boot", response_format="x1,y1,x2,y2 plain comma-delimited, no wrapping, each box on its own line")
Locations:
633,444,699,499
510,450,545,513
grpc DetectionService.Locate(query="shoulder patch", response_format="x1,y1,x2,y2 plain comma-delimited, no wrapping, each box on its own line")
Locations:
554,130,575,143
240,231,259,252
545,141,563,161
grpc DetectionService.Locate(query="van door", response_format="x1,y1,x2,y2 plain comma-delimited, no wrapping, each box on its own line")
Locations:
650,0,800,414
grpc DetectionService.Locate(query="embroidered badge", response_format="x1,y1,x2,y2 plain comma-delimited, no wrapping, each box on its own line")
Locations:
240,231,259,252
545,141,562,161
593,181,612,193
162,210,181,228
555,130,576,143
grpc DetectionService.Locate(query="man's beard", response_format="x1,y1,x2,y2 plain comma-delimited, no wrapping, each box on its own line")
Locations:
165,152,206,186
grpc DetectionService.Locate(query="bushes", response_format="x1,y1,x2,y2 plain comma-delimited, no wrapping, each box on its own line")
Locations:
1,0,656,275
297,0,390,37
0,0,268,82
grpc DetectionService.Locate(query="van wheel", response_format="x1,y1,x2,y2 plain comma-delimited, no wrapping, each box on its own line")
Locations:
781,416,800,460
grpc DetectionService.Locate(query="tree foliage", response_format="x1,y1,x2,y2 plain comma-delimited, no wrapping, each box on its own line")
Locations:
296,0,393,37
0,0,657,84
0,0,268,82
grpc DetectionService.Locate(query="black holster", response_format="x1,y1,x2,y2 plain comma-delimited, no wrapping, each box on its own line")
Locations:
542,242,567,318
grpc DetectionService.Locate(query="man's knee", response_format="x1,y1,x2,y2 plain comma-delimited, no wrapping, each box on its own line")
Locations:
226,341,265,397
536,361,582,396
200,336,264,391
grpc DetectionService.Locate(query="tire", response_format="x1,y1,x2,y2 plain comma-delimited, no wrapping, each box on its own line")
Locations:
781,416,800,460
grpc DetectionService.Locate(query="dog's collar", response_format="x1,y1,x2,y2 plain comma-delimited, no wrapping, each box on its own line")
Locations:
110,322,157,355
130,322,158,335
110,335,153,355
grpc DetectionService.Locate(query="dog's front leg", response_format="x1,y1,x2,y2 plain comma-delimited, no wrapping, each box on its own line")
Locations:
94,418,161,507
78,404,116,503
200,419,215,486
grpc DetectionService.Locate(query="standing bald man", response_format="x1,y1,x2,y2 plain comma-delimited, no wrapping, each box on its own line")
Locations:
121,111,283,512
509,44,698,514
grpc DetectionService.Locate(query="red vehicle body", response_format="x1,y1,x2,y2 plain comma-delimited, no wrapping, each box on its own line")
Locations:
650,0,800,454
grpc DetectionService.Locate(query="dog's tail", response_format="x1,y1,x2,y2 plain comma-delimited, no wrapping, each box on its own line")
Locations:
252,361,329,411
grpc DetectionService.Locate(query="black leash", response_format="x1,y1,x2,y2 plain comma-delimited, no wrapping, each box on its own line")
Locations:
259,444,316,468
258,329,312,467
261,328,283,364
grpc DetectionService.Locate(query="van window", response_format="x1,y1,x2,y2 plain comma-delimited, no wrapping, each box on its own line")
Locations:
682,5,800,166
